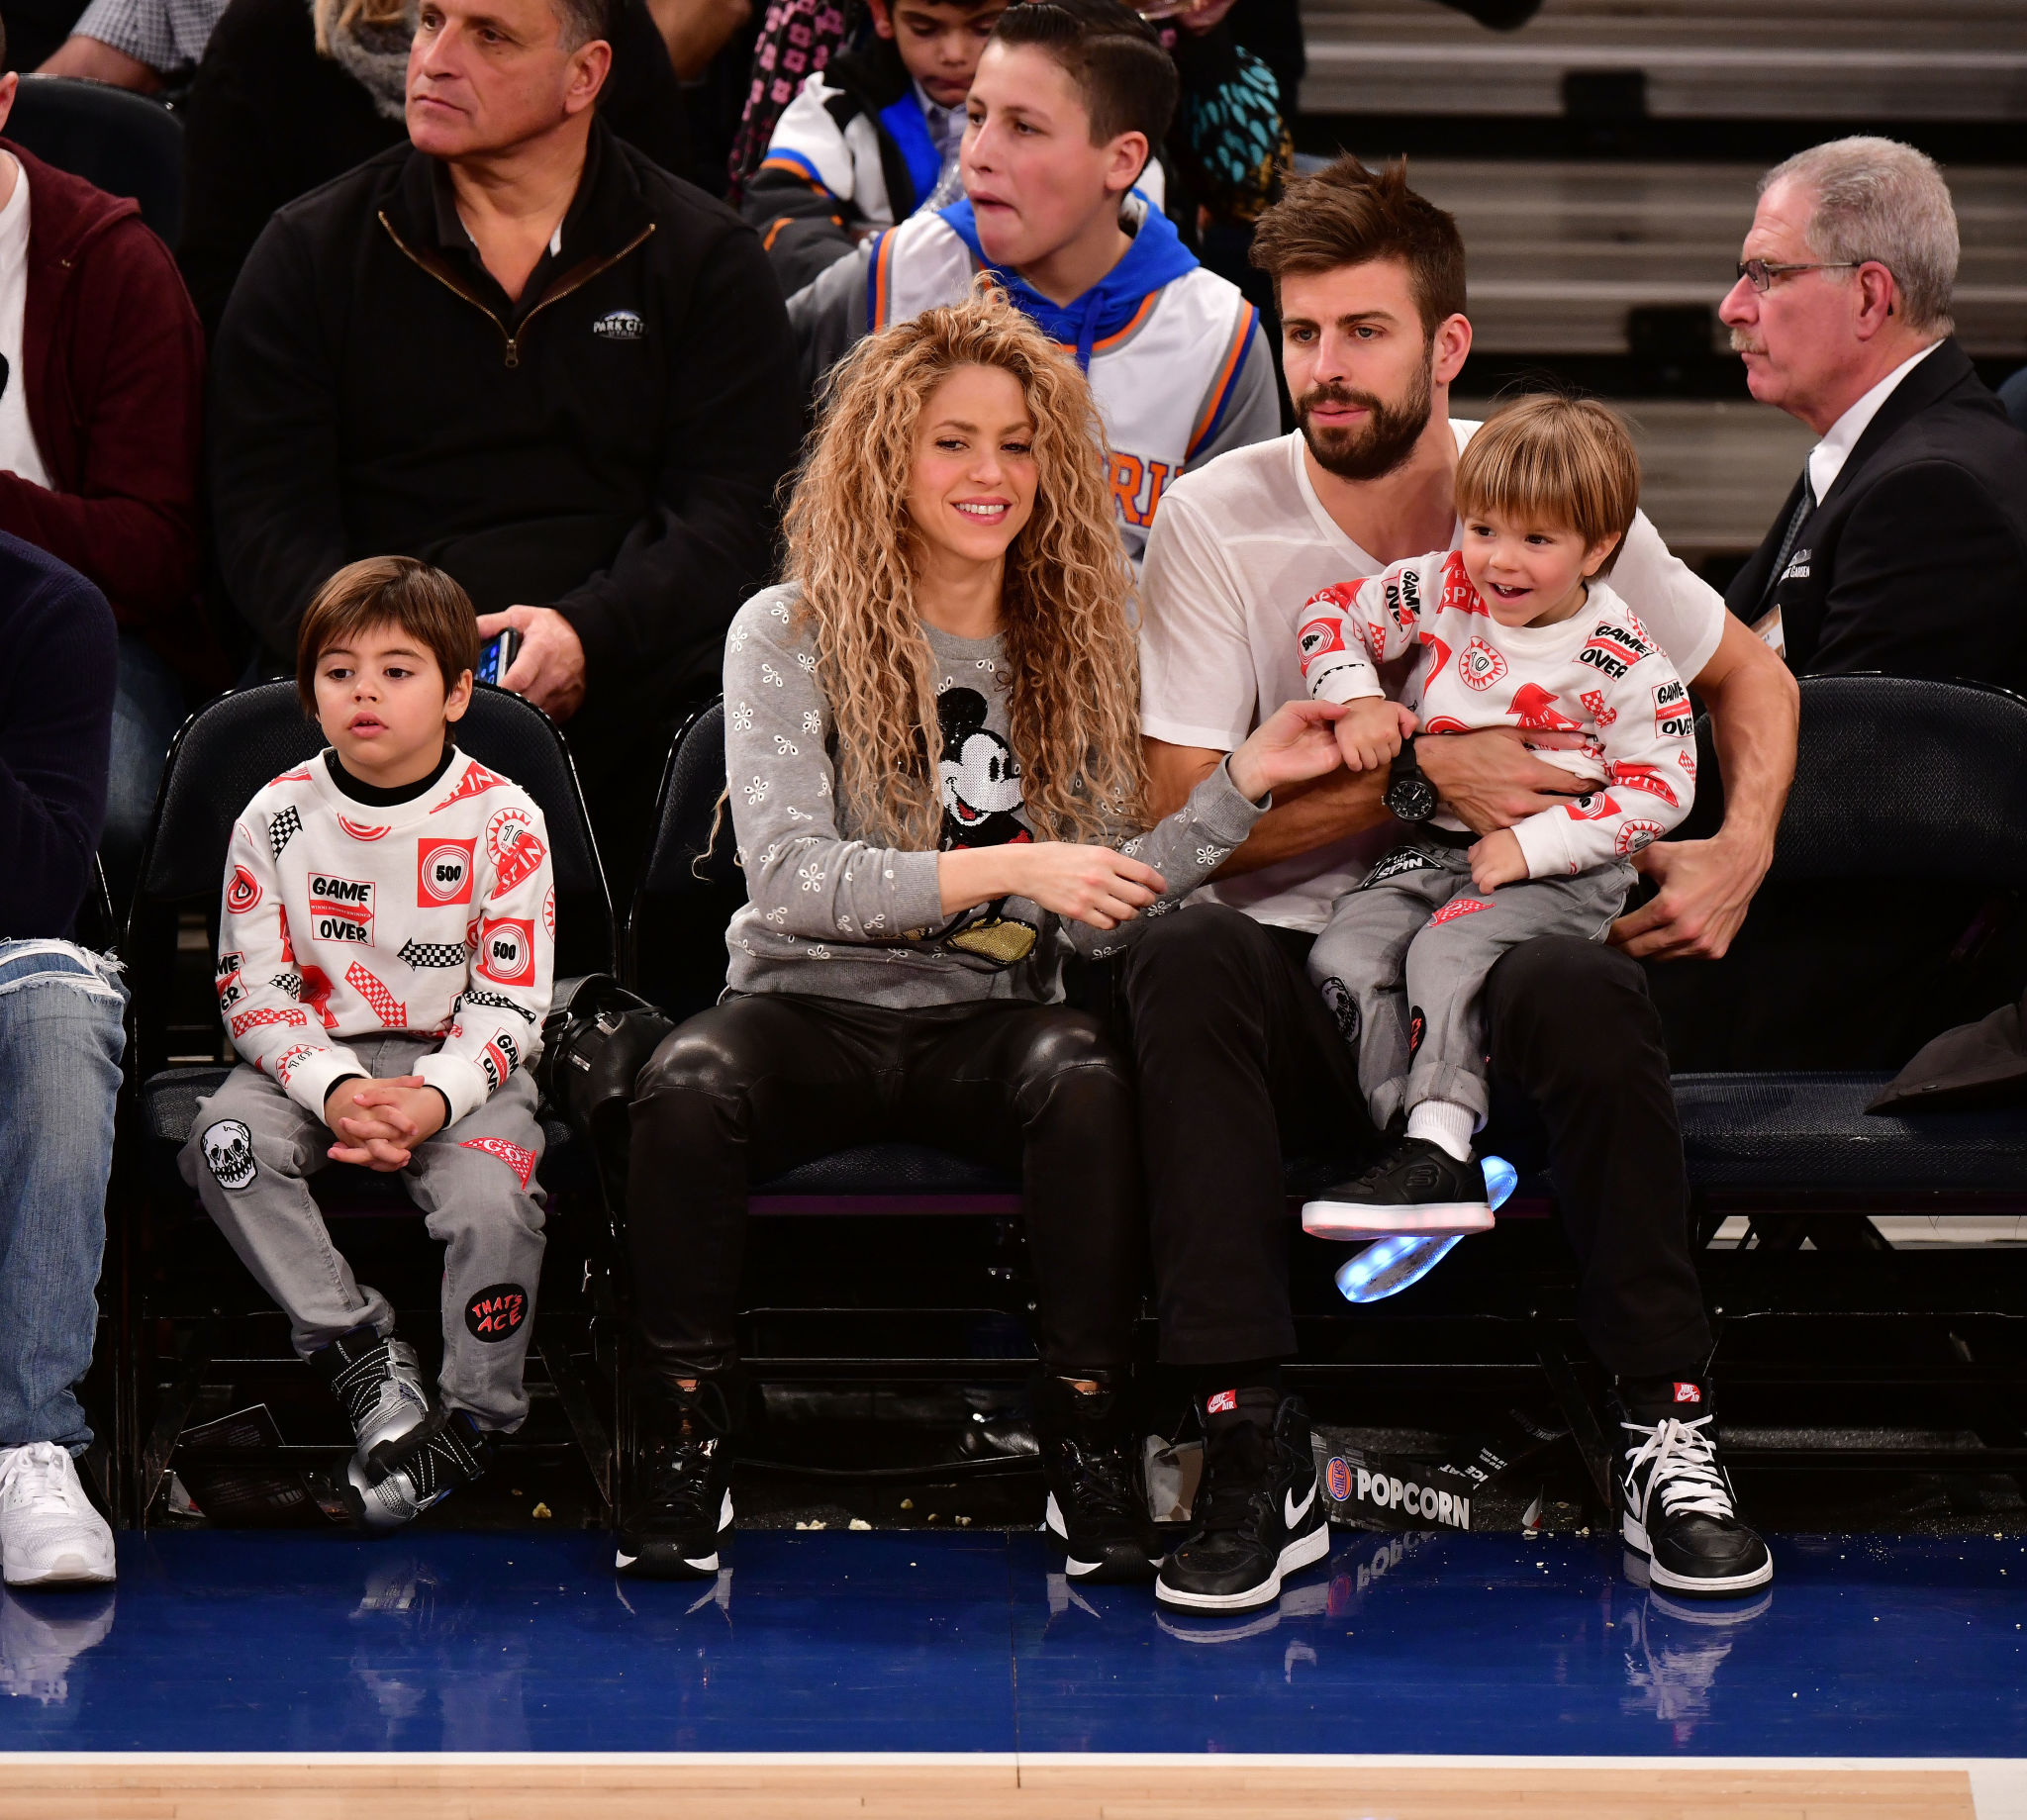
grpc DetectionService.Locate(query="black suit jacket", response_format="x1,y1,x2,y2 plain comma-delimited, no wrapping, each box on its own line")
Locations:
1724,337,2027,690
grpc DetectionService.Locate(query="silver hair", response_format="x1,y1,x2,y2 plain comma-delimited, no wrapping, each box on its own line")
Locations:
551,0,610,49
1760,137,1958,335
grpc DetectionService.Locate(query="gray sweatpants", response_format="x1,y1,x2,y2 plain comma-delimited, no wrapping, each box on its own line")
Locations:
1307,840,1634,1131
179,1036,547,1431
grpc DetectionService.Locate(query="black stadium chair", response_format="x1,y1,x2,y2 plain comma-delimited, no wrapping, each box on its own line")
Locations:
118,680,616,1522
627,700,1020,1215
7,75,182,245
1675,675,2027,1227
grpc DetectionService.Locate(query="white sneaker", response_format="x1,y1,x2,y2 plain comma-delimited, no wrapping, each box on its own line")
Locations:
0,1443,117,1587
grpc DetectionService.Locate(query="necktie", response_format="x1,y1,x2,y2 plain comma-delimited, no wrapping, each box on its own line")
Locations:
1759,470,1817,613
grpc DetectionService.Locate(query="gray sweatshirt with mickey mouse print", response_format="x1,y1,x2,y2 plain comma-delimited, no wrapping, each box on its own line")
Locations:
722,583,1265,1007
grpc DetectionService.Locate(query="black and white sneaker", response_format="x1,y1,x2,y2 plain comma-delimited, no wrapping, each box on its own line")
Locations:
342,1407,492,1531
616,1377,736,1581
1302,1137,1493,1240
1034,1374,1160,1583
1612,1379,1772,1598
312,1325,431,1464
1155,1389,1329,1613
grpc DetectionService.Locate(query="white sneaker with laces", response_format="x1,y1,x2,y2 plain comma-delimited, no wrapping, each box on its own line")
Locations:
0,1443,116,1588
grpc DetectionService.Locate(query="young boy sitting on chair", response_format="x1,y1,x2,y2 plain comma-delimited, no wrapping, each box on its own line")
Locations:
181,557,556,1530
1296,395,1695,1236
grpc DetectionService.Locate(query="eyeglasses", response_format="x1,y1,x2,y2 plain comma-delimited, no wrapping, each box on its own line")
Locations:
1735,258,1869,293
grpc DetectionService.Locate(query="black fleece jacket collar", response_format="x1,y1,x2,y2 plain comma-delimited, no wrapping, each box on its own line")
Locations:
384,118,653,331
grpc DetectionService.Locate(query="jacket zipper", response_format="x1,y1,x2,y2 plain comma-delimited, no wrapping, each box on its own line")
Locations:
378,211,655,368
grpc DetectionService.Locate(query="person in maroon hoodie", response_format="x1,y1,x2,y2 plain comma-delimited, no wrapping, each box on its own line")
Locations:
0,48,207,896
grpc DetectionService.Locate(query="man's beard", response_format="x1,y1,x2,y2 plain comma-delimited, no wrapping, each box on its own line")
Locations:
1296,355,1435,483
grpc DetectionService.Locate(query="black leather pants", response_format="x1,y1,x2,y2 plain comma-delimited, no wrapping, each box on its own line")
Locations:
627,992,1143,1375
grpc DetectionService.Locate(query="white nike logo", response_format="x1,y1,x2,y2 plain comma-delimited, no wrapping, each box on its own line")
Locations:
1285,1481,1316,1530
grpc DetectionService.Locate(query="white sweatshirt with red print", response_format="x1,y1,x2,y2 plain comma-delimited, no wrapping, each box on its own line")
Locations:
214,749,556,1125
1297,549,1696,879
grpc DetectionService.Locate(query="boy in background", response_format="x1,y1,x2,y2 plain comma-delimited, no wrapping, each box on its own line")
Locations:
745,0,1009,294
182,558,555,1531
788,0,1276,565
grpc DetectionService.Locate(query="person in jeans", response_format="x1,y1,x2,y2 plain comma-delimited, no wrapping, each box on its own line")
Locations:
0,532,124,1590
619,285,1344,1583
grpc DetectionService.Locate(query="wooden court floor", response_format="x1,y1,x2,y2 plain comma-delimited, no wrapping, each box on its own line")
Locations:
0,1756,1988,1820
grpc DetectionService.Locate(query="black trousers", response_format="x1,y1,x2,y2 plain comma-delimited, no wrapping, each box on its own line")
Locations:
627,992,1143,1375
1116,903,1712,1379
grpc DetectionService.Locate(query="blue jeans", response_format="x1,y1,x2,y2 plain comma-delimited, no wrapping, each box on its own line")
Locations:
0,940,127,1453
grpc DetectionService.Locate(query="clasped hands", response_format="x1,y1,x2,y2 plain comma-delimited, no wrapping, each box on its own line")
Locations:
325,1076,446,1172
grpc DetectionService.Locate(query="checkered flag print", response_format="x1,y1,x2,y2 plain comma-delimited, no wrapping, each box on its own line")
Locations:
455,988,536,1024
345,962,407,1027
269,970,302,998
267,805,303,860
399,940,468,970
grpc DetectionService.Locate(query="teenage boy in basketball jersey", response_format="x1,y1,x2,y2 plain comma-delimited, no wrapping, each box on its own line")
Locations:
745,0,1010,295
787,0,1277,563
181,558,555,1536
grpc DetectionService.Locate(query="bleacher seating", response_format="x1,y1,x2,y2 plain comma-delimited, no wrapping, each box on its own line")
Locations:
1299,0,2027,125
1409,160,2027,363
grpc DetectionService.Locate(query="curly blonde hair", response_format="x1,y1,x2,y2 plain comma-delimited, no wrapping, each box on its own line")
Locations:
783,282,1146,851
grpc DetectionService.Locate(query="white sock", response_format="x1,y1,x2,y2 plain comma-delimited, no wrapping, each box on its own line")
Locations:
1406,1100,1477,1164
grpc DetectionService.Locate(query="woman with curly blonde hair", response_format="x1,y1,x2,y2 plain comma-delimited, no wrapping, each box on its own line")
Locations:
621,286,1344,1585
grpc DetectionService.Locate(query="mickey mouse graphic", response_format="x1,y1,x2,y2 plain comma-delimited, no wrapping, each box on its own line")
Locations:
937,687,1030,850
934,686,1040,967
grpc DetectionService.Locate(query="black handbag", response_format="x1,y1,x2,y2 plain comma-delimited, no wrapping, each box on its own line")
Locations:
537,974,678,1213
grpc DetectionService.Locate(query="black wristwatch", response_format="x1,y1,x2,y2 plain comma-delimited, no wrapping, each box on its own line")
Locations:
1384,739,1439,823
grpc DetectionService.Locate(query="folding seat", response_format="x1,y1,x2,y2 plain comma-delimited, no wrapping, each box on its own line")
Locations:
627,699,1026,1216
1676,675,2027,1237
8,74,182,244
117,680,616,1524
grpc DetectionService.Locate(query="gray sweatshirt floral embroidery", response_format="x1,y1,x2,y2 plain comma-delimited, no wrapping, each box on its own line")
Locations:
721,583,1266,1006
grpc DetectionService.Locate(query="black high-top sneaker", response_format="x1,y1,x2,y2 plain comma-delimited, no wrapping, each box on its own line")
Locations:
1033,1373,1161,1583
311,1325,431,1465
1611,1378,1772,1598
616,1374,737,1581
341,1407,492,1532
1156,1389,1329,1613
1301,1137,1493,1240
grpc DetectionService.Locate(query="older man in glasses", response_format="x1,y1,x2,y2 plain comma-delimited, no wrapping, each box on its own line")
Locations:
1719,136,2027,689
1657,138,2027,1084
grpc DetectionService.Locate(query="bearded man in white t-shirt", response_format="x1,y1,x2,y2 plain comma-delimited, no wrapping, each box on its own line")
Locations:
1128,155,1800,1615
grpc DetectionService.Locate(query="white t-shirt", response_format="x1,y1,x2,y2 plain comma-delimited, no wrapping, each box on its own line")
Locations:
0,160,50,491
1137,425,1728,932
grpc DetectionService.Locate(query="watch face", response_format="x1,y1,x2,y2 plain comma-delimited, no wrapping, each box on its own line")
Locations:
1386,775,1439,822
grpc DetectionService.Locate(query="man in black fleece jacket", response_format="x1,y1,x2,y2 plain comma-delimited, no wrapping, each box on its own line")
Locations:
209,0,800,873
0,533,126,1588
